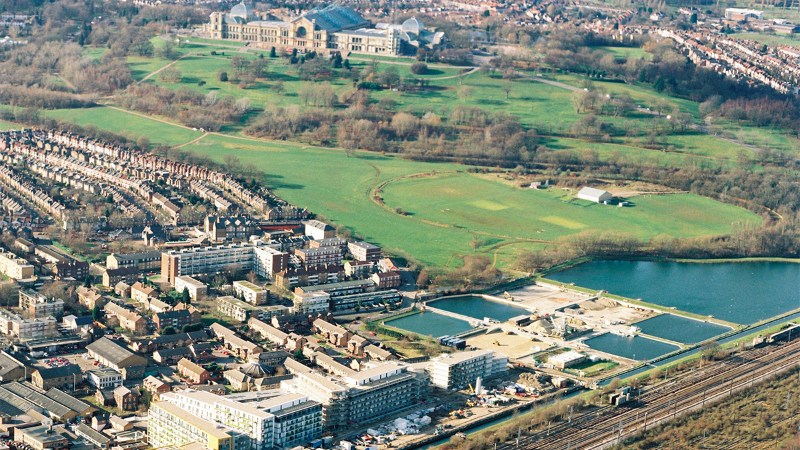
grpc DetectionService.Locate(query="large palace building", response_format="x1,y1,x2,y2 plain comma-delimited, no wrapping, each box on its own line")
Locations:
206,2,443,57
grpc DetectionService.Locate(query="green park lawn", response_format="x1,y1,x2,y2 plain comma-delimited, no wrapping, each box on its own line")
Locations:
43,107,203,145
181,134,759,269
598,46,653,61
379,172,761,244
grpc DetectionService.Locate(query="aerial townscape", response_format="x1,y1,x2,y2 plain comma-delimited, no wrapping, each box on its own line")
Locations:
0,0,798,449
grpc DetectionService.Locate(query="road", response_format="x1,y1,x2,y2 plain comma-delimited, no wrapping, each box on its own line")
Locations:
494,337,800,449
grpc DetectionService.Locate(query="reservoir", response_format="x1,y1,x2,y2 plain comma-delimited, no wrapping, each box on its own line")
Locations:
585,333,680,360
385,311,474,337
428,295,530,321
547,260,800,324
634,314,730,344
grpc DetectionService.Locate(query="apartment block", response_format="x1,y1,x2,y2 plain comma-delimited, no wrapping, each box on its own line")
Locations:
348,241,381,263
253,246,289,281
106,251,162,271
0,309,57,339
34,245,88,280
232,280,267,305
282,358,422,430
154,309,200,331
294,279,374,298
0,251,33,280
148,401,237,450
218,296,258,322
292,292,330,316
19,290,64,319
155,390,322,450
162,243,287,285
217,296,287,323
273,266,343,290
174,275,208,301
294,246,342,269
307,237,347,256
427,350,508,390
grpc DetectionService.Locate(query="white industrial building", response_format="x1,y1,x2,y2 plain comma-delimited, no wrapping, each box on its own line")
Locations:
427,350,508,390
576,187,613,204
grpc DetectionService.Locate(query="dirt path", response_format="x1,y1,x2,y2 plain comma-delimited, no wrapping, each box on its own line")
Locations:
175,132,209,148
139,52,194,84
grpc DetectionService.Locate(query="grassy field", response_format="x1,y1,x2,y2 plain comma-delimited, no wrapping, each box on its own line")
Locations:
43,106,203,145
564,359,620,377
597,46,653,60
731,31,800,47
180,133,758,269
0,120,20,131
379,172,761,242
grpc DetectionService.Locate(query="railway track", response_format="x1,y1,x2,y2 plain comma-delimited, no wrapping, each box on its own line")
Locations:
495,339,800,450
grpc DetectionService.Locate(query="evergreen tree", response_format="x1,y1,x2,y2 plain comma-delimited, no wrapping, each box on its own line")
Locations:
92,305,102,321
181,288,191,305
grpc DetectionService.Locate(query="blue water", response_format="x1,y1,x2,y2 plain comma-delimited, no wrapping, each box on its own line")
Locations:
430,295,530,321
385,311,474,337
635,314,730,344
585,333,680,361
548,260,800,324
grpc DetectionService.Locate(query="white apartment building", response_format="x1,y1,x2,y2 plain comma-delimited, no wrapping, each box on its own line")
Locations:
0,309,57,339
162,243,288,285
217,296,258,322
149,401,239,450
233,280,267,305
0,251,33,280
427,350,508,390
174,275,208,301
157,390,322,450
281,358,422,430
292,292,330,315
253,246,288,281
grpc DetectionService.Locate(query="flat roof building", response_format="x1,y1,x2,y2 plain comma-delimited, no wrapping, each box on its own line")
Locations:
233,280,267,305
281,358,423,430
427,350,508,390
0,251,34,280
175,275,208,301
154,390,322,450
548,350,587,370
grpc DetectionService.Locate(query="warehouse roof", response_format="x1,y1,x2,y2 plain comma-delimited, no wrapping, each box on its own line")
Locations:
87,337,147,367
